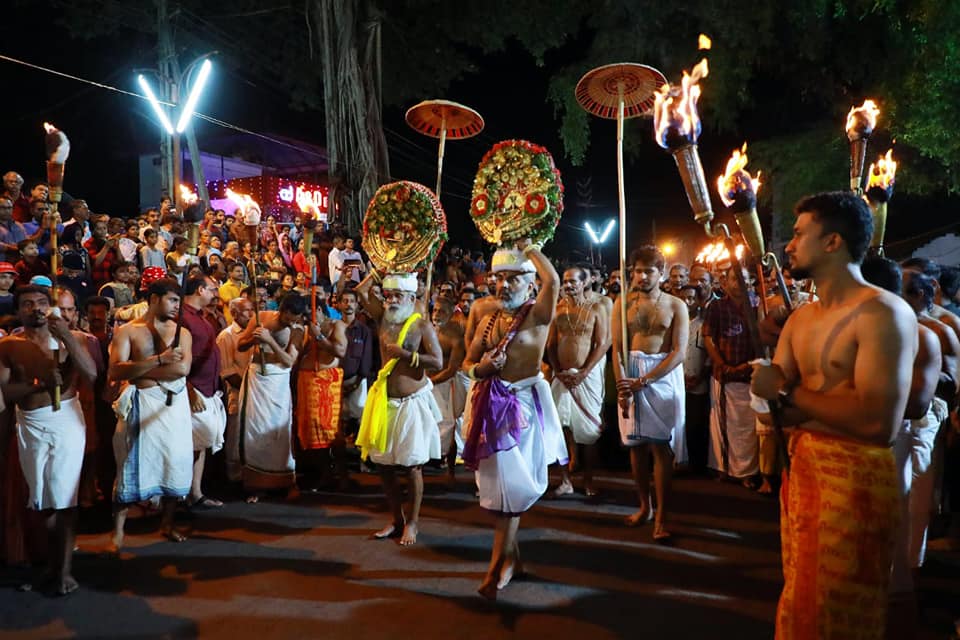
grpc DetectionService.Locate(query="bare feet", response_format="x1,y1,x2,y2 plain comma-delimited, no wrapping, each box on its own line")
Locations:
245,495,259,504
107,533,124,554
625,506,652,527
399,522,418,546
53,575,79,596
477,577,498,601
161,528,187,543
497,560,524,590
584,485,599,498
551,482,574,498
653,522,672,543
372,522,404,540
757,478,774,495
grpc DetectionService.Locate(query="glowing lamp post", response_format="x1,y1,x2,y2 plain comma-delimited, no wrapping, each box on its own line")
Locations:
585,218,616,264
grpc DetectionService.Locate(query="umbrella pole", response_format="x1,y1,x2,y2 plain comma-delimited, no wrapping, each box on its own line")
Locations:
436,115,447,199
616,86,629,373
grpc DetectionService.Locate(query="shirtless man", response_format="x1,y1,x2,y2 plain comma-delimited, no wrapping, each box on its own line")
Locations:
0,286,96,594
547,266,610,497
109,278,194,548
355,272,443,546
237,294,305,500
901,269,960,402
295,290,347,489
429,296,467,488
751,192,917,638
462,242,566,599
612,246,688,540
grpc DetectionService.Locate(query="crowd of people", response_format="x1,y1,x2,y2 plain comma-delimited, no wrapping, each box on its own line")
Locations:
0,168,957,636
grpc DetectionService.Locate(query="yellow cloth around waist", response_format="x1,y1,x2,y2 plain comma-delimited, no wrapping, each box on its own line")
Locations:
776,430,899,640
356,312,421,460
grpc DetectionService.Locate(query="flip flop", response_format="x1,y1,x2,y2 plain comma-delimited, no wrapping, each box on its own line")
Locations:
189,495,223,509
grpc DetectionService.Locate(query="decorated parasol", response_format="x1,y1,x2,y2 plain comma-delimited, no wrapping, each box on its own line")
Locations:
575,63,666,366
362,181,448,275
405,99,484,199
470,140,564,247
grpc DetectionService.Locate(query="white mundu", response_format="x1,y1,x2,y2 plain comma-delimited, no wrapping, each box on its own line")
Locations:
551,355,605,445
17,396,86,510
369,382,443,467
113,381,193,503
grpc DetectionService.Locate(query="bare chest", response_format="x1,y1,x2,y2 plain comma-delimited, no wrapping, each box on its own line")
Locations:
791,308,859,390
626,296,673,336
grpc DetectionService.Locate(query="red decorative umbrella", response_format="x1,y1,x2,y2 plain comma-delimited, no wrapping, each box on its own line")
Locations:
575,63,666,366
405,99,484,199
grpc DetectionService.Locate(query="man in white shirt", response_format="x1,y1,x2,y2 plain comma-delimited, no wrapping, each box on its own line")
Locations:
327,234,345,287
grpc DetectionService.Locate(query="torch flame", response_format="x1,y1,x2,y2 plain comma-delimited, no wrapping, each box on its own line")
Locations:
867,149,897,190
695,241,744,266
845,99,880,140
698,34,712,50
653,58,709,150
43,122,58,135
226,188,258,211
179,184,198,205
298,200,323,221
716,143,761,207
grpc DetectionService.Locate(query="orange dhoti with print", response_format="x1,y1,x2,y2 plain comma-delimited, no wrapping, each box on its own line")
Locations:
776,430,899,639
296,367,343,450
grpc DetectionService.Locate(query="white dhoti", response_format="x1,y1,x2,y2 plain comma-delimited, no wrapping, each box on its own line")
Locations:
113,383,193,504
239,363,295,490
344,379,368,420
16,396,86,510
708,378,758,478
551,359,605,445
618,351,685,451
466,374,568,515
908,397,947,567
369,382,442,467
432,377,464,455
191,390,226,453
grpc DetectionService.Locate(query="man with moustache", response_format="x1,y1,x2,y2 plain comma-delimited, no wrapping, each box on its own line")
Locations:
355,272,443,546
0,286,97,594
751,192,916,638
429,296,468,488
679,283,709,471
547,265,610,497
462,243,567,599
237,294,306,500
613,246,689,540
109,278,194,549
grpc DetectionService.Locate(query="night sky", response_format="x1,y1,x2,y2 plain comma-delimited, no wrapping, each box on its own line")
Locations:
4,2,958,268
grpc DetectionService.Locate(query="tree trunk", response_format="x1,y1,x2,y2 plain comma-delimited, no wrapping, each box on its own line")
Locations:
313,0,390,235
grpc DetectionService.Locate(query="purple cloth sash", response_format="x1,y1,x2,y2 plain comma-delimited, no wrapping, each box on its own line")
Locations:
462,301,535,470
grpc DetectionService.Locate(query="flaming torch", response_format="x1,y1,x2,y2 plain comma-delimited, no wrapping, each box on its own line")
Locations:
179,184,204,255
846,100,880,194
44,122,70,285
298,201,322,270
717,143,763,257
865,149,897,253
227,189,266,374
654,58,713,228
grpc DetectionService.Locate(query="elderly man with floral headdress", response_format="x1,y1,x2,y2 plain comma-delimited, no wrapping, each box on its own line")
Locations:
355,271,443,546
462,242,567,599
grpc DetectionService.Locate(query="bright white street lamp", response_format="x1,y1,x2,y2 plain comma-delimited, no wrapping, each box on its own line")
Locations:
175,59,212,133
138,74,174,135
585,218,616,244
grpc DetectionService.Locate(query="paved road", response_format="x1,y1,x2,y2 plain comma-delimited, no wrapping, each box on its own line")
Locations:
0,469,957,639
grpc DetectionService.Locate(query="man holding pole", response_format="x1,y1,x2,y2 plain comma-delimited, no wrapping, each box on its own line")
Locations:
0,285,96,594
751,192,916,638
612,246,688,540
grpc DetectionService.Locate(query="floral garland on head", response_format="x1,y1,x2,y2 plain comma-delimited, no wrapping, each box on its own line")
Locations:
362,180,447,274
471,139,564,245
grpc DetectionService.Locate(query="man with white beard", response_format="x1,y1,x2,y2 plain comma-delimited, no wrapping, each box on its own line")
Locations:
355,272,443,546
462,242,567,600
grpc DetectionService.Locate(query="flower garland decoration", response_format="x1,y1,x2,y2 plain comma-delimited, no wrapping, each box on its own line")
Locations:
362,180,447,273
470,139,564,245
